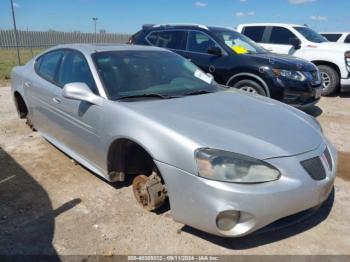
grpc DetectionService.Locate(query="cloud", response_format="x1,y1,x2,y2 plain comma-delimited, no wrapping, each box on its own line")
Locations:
235,11,255,17
310,15,327,21
194,1,207,7
288,0,316,4
13,2,20,8
239,0,247,2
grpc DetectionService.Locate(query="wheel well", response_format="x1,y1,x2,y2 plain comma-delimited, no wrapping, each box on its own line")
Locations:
312,61,341,76
14,91,28,118
107,138,154,176
226,74,270,96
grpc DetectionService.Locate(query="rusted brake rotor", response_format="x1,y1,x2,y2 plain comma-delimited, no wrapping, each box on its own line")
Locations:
132,172,167,211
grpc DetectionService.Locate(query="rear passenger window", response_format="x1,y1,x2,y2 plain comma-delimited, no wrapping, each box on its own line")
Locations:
269,27,297,45
147,31,188,50
37,51,64,82
188,31,220,54
242,26,265,43
321,34,342,42
345,34,350,44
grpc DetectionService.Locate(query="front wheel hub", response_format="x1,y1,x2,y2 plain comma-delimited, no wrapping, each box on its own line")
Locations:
132,172,167,211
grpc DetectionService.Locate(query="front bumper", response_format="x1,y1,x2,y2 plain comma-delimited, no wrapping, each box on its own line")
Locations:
268,77,322,108
156,139,337,237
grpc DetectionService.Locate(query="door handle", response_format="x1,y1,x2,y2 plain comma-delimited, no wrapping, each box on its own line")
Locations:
24,81,31,88
52,97,62,104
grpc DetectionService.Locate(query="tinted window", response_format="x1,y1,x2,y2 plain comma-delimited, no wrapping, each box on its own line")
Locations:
146,30,187,50
294,27,328,43
37,51,64,81
321,34,342,42
345,34,350,44
242,26,265,43
213,29,267,54
188,31,220,54
269,27,296,45
93,51,221,100
57,51,97,94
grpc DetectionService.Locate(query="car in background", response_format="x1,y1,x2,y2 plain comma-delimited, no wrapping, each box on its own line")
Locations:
320,32,350,44
130,24,323,109
237,23,350,96
11,44,337,237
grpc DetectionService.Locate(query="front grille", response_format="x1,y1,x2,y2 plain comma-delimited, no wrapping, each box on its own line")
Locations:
301,156,326,181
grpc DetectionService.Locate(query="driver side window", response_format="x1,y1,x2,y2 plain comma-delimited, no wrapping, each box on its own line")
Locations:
57,51,98,94
188,31,220,54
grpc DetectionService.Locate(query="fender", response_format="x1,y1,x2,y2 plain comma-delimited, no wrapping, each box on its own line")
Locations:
225,73,271,97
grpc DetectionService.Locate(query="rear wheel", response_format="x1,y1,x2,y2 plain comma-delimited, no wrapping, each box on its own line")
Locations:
231,79,267,96
318,65,339,96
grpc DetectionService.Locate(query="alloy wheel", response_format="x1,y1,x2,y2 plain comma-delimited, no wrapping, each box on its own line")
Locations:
239,86,258,94
321,72,331,89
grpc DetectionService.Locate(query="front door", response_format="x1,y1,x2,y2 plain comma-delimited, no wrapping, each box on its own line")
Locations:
184,31,229,84
54,50,104,167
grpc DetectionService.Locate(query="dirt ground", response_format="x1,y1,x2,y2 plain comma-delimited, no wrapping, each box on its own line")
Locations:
0,86,350,256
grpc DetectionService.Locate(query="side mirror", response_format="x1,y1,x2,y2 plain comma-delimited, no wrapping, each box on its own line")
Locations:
63,82,102,106
290,38,301,50
207,46,222,56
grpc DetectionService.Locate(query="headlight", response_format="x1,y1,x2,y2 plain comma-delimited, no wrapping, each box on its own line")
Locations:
195,149,281,184
272,69,307,81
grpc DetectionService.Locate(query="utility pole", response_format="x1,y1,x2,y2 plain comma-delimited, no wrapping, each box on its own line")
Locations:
10,0,21,65
92,17,98,42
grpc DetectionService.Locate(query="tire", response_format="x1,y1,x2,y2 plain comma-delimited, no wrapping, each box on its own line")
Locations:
231,79,267,96
318,65,340,96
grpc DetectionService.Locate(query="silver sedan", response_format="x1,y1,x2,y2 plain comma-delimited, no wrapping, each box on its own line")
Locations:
11,44,337,237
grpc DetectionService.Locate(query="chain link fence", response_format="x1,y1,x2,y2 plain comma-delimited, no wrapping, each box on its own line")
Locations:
0,30,131,85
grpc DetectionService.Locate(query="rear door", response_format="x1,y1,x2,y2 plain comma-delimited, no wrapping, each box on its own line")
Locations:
264,26,297,55
146,30,188,57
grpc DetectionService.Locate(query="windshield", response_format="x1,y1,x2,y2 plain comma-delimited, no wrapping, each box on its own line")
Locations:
294,27,328,43
213,29,268,54
92,51,222,100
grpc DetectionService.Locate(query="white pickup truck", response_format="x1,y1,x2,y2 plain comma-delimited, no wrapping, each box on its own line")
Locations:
237,23,350,95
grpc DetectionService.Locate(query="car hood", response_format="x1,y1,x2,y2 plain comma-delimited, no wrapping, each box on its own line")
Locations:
312,42,350,52
122,91,322,160
245,53,317,71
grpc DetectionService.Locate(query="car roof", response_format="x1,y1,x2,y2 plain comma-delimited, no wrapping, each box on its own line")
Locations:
43,43,169,56
238,23,302,27
142,24,237,32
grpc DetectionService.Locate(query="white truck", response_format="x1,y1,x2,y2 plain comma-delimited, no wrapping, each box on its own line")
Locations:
237,23,350,95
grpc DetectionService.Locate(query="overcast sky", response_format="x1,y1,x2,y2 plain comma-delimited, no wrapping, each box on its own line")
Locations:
0,0,349,33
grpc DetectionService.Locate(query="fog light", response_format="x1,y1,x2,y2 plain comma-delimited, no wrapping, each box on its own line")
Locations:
216,211,240,231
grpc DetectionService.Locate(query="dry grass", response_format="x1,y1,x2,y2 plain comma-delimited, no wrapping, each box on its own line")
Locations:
0,48,44,87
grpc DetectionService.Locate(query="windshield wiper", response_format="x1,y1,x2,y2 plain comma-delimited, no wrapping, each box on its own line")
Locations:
183,90,214,96
117,93,175,100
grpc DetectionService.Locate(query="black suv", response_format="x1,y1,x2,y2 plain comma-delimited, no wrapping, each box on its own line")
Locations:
129,24,323,108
